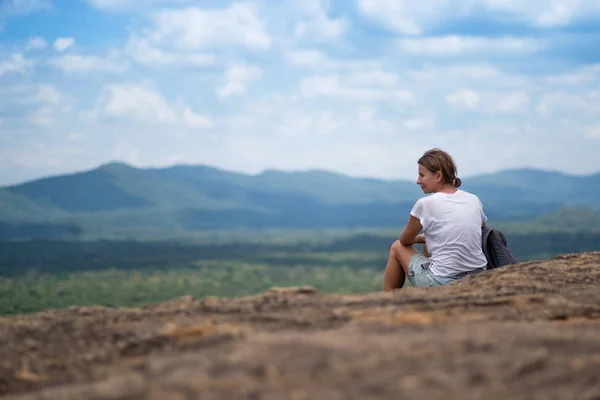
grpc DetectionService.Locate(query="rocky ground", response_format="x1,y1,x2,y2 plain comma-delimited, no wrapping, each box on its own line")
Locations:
1,252,600,399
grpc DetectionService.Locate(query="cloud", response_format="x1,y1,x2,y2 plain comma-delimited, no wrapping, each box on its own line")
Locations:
147,3,271,51
0,53,34,77
357,0,600,35
20,84,62,105
301,74,414,102
404,117,436,131
478,0,600,28
84,0,192,12
15,85,75,127
217,64,263,98
356,0,442,35
25,36,48,50
95,83,176,123
28,105,58,127
398,36,545,56
53,37,75,52
279,111,345,137
492,91,530,114
445,89,530,115
355,106,395,135
67,132,84,142
48,54,129,73
284,49,381,72
293,0,349,42
446,89,480,110
85,0,137,11
535,91,593,117
183,107,214,129
111,142,142,164
346,70,398,87
545,64,600,86
585,125,600,139
125,37,215,68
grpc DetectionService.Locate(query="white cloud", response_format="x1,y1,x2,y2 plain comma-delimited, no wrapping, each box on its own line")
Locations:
67,132,85,142
112,142,142,164
0,53,34,76
357,0,600,34
409,64,501,81
545,64,600,86
357,0,444,35
96,83,176,123
284,49,381,72
28,105,57,127
53,37,75,52
404,117,436,130
398,36,544,55
217,64,263,98
346,70,398,87
85,0,135,10
22,84,62,105
125,37,215,68
446,89,480,110
15,85,75,127
280,111,345,137
49,54,129,73
25,36,48,50
355,106,396,135
584,125,600,140
479,0,600,27
148,3,271,51
293,0,349,41
285,49,328,67
300,74,414,102
84,0,192,12
535,91,589,117
183,107,214,129
492,91,530,114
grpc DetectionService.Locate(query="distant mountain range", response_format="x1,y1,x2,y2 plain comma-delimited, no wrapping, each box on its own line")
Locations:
1,162,599,239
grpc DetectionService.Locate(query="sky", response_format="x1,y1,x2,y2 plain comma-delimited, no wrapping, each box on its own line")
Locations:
1,0,600,186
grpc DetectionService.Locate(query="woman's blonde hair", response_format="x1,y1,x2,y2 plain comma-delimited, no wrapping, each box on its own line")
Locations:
418,148,462,188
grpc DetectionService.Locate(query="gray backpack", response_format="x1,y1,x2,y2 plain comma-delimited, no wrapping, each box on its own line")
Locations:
482,226,518,269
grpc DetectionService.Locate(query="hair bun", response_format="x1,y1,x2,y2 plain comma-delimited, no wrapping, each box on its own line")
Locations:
453,177,462,188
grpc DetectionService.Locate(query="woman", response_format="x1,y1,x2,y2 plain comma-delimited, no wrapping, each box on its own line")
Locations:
383,148,488,290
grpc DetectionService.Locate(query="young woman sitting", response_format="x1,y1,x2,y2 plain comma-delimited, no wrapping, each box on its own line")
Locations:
383,148,488,290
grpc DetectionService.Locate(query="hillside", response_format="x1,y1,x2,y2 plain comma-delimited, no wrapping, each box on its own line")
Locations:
1,252,599,399
1,162,600,239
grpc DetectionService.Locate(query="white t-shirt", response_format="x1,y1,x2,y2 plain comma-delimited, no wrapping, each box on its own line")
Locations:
410,189,488,278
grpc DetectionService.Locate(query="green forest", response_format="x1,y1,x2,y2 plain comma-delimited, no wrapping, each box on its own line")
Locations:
1,228,599,315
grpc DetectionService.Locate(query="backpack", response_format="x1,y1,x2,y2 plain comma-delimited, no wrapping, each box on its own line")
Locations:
481,226,518,269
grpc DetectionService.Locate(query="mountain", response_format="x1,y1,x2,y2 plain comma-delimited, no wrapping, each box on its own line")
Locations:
1,162,599,239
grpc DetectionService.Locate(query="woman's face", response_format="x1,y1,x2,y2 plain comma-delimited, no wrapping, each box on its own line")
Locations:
416,164,440,194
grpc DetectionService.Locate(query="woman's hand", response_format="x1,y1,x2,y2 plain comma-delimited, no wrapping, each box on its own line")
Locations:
415,233,426,244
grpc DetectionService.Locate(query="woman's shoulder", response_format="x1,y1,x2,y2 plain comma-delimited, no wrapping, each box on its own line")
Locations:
456,189,484,206
459,189,481,199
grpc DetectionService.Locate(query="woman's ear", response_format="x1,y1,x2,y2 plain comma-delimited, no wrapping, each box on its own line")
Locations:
436,171,443,182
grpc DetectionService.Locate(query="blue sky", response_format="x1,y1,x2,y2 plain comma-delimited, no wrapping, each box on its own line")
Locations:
1,0,600,186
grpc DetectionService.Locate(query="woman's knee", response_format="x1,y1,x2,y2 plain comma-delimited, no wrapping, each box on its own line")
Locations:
390,239,413,255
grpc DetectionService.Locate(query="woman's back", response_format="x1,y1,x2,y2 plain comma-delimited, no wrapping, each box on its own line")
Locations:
410,189,488,277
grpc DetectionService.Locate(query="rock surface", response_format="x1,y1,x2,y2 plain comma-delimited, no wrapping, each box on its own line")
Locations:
1,252,600,399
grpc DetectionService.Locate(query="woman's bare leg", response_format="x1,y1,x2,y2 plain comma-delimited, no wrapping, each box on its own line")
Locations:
383,240,420,291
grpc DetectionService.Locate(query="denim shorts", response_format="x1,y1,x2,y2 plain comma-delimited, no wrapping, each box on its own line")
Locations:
407,253,461,288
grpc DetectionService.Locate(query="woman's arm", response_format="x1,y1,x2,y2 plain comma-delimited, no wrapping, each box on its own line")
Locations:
422,239,431,258
399,215,424,246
